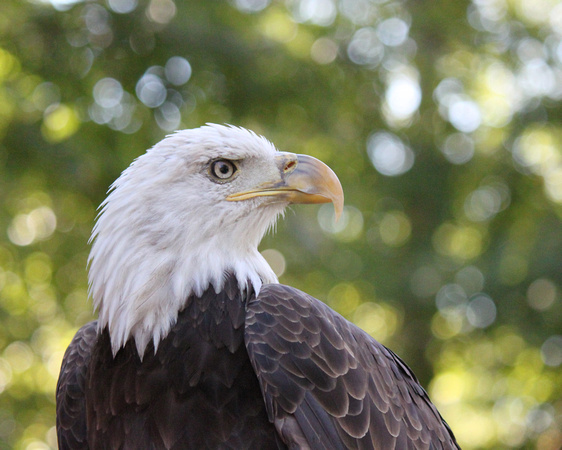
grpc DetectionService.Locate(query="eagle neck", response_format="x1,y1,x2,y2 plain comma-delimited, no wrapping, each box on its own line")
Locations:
93,243,277,359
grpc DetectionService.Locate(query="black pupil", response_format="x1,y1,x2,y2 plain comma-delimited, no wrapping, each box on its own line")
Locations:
214,160,233,178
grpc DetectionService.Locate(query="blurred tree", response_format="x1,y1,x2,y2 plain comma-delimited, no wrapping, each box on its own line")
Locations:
0,0,561,448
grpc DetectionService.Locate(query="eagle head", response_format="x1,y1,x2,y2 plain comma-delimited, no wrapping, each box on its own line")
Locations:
88,124,343,356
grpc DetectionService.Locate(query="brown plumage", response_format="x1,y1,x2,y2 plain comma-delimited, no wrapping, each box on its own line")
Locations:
57,275,458,449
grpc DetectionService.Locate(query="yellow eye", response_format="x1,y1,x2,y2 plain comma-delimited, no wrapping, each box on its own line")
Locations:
210,159,237,181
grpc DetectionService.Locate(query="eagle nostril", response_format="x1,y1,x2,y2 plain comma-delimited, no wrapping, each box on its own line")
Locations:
284,160,297,173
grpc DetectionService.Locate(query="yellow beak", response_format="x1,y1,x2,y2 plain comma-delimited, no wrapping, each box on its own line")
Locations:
226,153,344,220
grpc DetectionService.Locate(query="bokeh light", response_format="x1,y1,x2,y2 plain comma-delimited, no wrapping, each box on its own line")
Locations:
310,37,338,64
466,294,496,328
136,72,167,108
146,0,177,24
455,266,484,296
432,223,484,261
318,204,364,242
383,72,421,123
233,0,271,14
8,207,57,247
347,28,384,66
377,17,409,47
440,133,475,165
93,78,123,108
527,279,557,311
165,56,192,86
352,301,400,343
293,0,336,26
366,131,414,176
107,0,138,14
541,336,562,367
464,181,510,222
448,97,482,133
261,248,286,278
378,210,412,247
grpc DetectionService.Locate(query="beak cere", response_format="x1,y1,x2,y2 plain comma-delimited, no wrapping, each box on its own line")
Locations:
227,152,344,220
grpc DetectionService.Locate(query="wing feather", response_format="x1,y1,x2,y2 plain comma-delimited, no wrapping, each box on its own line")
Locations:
245,284,459,449
56,321,98,449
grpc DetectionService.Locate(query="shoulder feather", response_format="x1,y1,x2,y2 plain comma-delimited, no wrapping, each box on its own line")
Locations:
245,284,459,449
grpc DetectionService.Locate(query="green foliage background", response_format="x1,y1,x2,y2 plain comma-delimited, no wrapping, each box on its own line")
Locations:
1,0,561,448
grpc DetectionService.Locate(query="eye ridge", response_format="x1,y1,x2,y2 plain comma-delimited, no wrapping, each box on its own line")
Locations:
210,159,238,181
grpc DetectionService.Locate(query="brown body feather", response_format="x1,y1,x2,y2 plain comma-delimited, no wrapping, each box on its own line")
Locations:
56,275,459,449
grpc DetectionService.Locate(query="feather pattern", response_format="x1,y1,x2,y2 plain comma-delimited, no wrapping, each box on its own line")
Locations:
57,279,459,449
56,322,97,449
246,284,459,449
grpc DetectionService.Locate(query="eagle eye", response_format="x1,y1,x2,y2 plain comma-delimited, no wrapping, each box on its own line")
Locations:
210,159,238,181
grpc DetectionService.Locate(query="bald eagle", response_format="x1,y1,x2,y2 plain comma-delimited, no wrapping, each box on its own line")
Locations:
56,124,459,449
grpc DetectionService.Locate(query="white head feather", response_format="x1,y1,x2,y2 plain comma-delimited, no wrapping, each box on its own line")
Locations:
88,124,284,356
